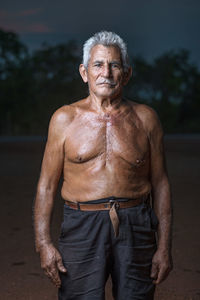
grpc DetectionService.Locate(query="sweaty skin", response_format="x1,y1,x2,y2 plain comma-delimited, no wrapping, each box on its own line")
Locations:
34,45,172,289
61,100,151,202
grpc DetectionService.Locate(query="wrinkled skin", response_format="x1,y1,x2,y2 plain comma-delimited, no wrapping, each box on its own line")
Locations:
39,244,67,288
34,45,172,288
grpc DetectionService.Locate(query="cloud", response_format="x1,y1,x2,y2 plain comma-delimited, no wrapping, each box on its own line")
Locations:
0,10,10,18
18,8,43,17
0,8,52,33
0,8,42,18
1,22,52,34
25,23,52,33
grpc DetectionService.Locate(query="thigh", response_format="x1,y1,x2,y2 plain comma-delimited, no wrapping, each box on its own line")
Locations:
111,203,158,300
58,205,110,300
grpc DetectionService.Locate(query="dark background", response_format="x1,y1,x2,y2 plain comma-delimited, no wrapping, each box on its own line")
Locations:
0,0,200,135
0,1,200,300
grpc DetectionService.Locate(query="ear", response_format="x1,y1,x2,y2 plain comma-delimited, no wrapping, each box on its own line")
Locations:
79,64,88,83
123,66,132,86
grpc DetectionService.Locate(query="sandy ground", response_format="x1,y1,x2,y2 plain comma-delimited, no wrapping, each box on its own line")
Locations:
0,136,200,300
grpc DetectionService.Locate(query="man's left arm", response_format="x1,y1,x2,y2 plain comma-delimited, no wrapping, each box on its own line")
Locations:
147,109,173,284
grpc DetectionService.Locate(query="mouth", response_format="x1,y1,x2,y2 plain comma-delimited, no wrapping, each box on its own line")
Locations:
98,82,116,87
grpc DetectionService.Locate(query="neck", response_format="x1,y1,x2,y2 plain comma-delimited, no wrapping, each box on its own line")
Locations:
88,93,123,113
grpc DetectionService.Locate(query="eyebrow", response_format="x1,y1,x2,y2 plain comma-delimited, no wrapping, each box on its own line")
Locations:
93,60,103,64
92,60,121,65
110,60,121,65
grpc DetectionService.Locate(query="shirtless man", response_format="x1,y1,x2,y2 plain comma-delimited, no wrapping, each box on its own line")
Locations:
34,31,172,300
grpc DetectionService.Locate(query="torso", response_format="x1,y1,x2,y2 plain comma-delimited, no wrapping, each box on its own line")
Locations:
61,98,151,202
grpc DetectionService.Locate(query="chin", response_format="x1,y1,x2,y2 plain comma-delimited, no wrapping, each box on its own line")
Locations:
96,87,119,97
96,91,116,98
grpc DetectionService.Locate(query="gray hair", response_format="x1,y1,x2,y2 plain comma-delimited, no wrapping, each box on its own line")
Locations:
82,31,130,72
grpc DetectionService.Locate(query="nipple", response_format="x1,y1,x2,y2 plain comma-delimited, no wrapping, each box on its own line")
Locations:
136,158,145,166
76,155,82,162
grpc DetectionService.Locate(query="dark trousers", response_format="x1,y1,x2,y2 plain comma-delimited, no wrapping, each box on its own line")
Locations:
58,197,158,300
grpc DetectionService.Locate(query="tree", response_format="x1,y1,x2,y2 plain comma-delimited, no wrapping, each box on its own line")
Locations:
125,50,200,132
0,29,31,134
1,28,199,135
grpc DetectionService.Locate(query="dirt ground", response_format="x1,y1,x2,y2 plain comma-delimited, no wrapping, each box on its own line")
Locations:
0,135,200,300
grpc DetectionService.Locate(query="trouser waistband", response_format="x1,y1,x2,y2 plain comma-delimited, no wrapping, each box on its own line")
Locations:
64,194,150,237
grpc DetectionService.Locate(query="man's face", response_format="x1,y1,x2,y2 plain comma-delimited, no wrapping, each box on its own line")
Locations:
80,44,130,99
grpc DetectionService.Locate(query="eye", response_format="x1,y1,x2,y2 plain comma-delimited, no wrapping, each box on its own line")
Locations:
94,63,102,67
111,63,120,69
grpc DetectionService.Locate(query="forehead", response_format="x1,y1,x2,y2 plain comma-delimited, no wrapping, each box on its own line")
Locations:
89,44,122,63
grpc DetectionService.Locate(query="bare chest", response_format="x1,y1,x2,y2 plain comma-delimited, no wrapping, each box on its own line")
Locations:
64,112,149,166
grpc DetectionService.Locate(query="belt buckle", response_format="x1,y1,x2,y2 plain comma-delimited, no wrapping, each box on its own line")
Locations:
109,199,120,210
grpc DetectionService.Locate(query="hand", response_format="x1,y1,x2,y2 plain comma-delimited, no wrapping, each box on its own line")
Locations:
39,244,67,288
150,249,173,284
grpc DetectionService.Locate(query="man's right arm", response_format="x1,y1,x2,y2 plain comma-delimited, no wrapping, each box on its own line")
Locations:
34,107,69,287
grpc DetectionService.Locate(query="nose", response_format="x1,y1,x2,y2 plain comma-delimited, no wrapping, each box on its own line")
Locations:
102,64,111,77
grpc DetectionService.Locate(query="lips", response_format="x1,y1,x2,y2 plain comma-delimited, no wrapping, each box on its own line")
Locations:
97,81,116,87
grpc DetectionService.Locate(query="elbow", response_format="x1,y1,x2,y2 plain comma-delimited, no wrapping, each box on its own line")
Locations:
36,180,56,198
152,174,171,193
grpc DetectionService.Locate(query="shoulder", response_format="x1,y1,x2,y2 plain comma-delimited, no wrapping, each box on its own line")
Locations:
47,100,79,140
48,98,89,138
128,101,163,138
50,105,74,128
49,98,88,128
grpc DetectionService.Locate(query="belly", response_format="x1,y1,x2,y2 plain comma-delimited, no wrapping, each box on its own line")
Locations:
61,151,151,202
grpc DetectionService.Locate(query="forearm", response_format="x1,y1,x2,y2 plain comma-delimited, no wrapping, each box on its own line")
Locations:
150,177,173,284
34,188,55,252
152,177,172,252
157,209,172,252
34,188,67,288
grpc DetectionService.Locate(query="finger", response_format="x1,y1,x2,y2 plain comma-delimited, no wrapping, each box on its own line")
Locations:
50,268,61,288
154,266,169,284
44,270,51,279
51,275,61,288
150,262,158,280
43,266,52,278
57,258,67,273
45,266,61,288
43,264,59,281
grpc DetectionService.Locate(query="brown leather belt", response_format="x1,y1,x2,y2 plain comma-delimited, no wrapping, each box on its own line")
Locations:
65,194,149,238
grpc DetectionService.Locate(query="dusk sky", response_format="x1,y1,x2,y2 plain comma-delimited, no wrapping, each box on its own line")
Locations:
0,0,200,67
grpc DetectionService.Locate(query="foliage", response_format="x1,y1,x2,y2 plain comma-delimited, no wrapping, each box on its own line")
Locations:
126,50,200,132
0,28,199,135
